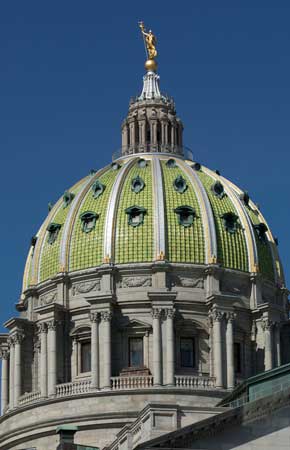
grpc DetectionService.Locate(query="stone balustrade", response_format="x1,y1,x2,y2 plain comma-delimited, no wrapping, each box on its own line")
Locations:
175,375,216,389
111,376,154,390
18,391,41,406
55,379,92,397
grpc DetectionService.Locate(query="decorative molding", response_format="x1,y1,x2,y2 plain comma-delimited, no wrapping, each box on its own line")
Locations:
171,274,204,289
121,276,152,288
39,290,57,306
72,280,101,296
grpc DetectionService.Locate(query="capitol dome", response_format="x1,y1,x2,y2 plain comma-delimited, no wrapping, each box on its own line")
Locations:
0,25,288,450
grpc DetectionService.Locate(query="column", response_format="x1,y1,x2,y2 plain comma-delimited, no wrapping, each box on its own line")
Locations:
226,313,235,389
101,311,112,389
212,310,224,388
144,331,150,368
263,318,273,371
8,337,15,408
0,350,9,414
14,331,24,405
208,317,214,378
275,323,281,367
152,308,162,386
165,309,175,386
47,320,57,396
38,322,48,397
90,312,100,390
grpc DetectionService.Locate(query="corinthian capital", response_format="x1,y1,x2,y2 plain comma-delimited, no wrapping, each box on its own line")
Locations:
101,311,112,322
165,308,175,319
151,308,163,319
37,322,48,334
210,310,224,322
262,318,273,331
0,349,9,360
47,319,58,331
90,312,100,323
226,312,236,323
13,330,25,344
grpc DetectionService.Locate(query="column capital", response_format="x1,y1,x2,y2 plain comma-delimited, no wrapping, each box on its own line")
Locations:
210,310,225,322
165,308,175,319
151,308,163,319
100,311,112,322
262,318,274,331
0,349,9,360
90,312,101,323
37,322,48,334
13,330,24,345
47,319,58,331
226,312,236,323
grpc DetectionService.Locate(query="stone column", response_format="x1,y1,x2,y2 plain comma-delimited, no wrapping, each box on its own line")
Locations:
144,331,150,368
212,310,224,388
101,311,112,389
39,322,48,397
208,317,214,378
90,312,100,390
47,320,57,396
262,319,273,371
226,313,235,389
8,337,15,408
275,323,281,367
0,350,9,414
152,308,162,386
165,309,175,386
14,331,24,405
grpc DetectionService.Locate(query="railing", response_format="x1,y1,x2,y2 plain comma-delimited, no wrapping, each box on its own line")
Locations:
112,144,194,161
111,375,154,390
175,375,216,389
56,379,92,397
18,390,41,406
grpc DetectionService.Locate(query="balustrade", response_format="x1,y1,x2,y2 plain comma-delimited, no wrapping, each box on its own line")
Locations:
111,375,154,390
55,379,92,397
18,391,41,406
175,375,216,389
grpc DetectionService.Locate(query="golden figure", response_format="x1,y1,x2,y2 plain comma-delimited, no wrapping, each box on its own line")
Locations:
139,21,157,62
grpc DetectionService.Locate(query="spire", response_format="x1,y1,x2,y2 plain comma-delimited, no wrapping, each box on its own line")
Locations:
119,23,184,158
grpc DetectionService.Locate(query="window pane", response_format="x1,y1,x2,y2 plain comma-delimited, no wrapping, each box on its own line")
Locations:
81,342,91,373
180,338,195,368
129,337,143,367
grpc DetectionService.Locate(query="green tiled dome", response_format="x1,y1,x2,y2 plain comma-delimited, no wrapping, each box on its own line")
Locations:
22,154,282,291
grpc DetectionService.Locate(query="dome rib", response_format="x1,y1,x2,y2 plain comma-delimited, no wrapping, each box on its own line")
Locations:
103,159,135,263
181,160,217,264
152,156,166,260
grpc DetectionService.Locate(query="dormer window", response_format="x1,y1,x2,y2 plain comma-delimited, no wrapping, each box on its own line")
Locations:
138,158,147,168
192,162,201,171
92,179,105,199
111,162,120,171
240,191,250,206
173,175,187,194
174,205,196,227
211,181,225,199
47,223,61,245
125,206,147,227
80,211,99,233
221,212,239,234
254,223,268,242
166,158,176,168
131,175,145,193
63,191,75,208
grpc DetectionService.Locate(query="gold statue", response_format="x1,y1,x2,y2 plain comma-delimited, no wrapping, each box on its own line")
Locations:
139,22,158,71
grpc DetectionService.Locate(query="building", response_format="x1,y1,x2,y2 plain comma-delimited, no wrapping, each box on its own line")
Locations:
0,24,288,450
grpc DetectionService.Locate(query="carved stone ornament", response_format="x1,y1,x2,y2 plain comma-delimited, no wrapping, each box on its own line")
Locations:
101,311,112,322
39,290,57,306
11,330,24,345
171,274,204,289
165,308,175,319
47,319,58,331
72,280,101,296
210,310,224,322
262,318,273,331
37,322,48,334
0,349,9,360
122,276,152,288
151,308,163,319
90,312,100,323
226,312,236,322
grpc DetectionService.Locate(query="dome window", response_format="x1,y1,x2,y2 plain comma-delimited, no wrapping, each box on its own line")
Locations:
63,191,75,208
31,236,37,247
215,169,221,176
138,158,147,168
47,223,61,245
211,181,225,199
254,223,268,242
111,162,120,171
221,212,239,234
174,205,196,228
166,158,176,168
80,211,99,233
192,162,201,171
173,175,187,194
131,175,145,193
125,205,147,227
89,169,97,175
240,191,250,206
92,179,105,199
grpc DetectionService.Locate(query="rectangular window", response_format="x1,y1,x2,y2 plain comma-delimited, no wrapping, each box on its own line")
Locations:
81,341,91,373
129,337,143,367
180,337,195,368
234,342,242,374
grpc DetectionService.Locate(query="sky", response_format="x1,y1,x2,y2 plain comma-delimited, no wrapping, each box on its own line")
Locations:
0,1,289,330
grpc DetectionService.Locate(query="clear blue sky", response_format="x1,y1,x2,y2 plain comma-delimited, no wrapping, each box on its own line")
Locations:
0,1,289,330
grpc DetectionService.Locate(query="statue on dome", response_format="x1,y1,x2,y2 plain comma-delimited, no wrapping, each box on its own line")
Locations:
139,22,157,60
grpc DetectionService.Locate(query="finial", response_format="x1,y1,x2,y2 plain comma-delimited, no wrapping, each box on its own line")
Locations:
139,21,158,72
